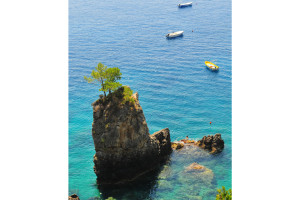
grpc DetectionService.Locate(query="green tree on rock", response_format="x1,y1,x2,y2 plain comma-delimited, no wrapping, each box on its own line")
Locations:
104,67,122,94
84,62,122,97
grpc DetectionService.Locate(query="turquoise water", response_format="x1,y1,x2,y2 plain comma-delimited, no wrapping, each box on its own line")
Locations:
69,0,231,199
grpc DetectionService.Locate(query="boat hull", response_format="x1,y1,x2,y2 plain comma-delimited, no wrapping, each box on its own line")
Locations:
166,31,184,38
205,61,219,71
178,2,193,7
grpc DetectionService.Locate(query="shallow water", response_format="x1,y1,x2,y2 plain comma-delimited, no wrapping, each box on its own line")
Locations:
69,0,231,199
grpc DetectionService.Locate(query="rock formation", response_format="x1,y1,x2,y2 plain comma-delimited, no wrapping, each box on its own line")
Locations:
171,134,224,154
171,142,184,150
68,194,80,200
91,86,172,185
196,133,224,154
181,139,196,144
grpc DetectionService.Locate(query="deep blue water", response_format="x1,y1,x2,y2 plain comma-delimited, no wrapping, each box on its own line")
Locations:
69,0,231,199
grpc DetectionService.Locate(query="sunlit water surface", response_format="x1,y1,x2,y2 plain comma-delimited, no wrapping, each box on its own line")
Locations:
69,0,231,199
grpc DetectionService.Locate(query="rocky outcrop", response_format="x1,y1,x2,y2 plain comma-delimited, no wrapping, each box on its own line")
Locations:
91,87,172,185
68,194,80,200
171,142,184,150
172,134,224,154
196,133,224,154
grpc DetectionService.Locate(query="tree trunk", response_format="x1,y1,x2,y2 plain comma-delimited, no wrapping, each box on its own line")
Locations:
101,79,106,97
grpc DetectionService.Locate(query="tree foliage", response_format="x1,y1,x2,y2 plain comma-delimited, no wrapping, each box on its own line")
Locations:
84,62,122,96
103,67,122,93
216,186,232,200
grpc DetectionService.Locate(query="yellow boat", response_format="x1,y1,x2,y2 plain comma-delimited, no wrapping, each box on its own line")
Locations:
205,61,219,71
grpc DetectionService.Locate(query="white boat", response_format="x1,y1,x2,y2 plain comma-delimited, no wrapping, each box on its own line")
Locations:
178,2,192,7
166,31,184,38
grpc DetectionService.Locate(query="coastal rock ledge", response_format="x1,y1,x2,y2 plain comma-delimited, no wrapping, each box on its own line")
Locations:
197,133,224,154
91,87,172,185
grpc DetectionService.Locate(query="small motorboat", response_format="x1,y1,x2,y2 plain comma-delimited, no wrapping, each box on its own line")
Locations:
178,2,192,8
166,31,184,38
205,61,219,71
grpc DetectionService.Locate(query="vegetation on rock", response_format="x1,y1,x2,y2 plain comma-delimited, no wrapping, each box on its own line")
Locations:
84,62,122,97
216,186,232,200
106,86,135,105
105,197,116,200
122,86,134,104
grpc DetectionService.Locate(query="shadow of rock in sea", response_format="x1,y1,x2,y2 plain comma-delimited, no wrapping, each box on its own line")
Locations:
97,157,171,200
95,144,221,200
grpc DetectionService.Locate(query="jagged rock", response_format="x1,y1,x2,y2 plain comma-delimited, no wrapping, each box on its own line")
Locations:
91,87,172,185
69,194,80,200
196,133,224,154
171,142,184,150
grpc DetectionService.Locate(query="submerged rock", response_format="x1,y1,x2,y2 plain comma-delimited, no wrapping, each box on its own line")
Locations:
157,179,173,190
91,87,172,185
185,162,206,172
183,163,214,185
196,133,224,154
185,195,203,200
158,163,175,180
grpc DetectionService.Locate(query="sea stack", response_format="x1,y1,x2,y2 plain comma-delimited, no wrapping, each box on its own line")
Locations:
91,86,172,185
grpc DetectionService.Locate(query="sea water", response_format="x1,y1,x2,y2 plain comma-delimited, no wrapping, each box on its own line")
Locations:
69,0,231,199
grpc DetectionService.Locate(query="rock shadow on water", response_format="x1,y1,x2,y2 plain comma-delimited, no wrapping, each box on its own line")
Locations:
97,157,171,200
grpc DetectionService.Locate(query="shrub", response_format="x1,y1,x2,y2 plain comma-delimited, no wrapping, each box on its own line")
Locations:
121,86,135,105
105,197,116,200
123,86,133,100
216,186,232,200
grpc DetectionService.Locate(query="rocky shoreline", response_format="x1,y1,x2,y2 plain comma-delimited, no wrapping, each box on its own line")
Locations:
171,133,225,154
